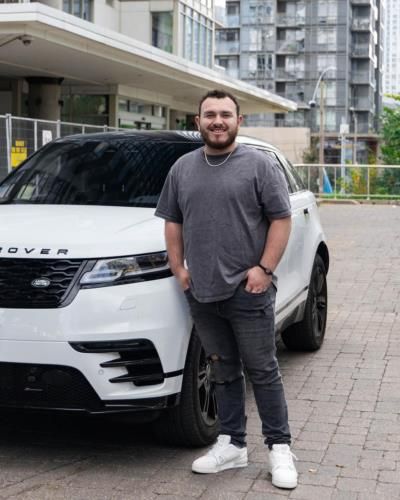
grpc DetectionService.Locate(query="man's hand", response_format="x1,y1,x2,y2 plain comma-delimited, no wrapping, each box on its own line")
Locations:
175,267,191,291
245,266,272,293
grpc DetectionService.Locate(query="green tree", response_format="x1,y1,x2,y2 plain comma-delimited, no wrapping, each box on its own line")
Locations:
380,94,400,194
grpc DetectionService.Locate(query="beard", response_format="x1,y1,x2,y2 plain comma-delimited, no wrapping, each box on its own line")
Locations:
199,125,238,150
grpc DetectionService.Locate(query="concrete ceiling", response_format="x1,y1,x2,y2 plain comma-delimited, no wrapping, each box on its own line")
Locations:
0,3,297,114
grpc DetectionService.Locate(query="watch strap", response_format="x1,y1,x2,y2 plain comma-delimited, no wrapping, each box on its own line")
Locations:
258,264,273,276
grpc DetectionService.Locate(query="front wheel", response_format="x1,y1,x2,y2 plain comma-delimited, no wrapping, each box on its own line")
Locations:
281,254,328,351
152,331,219,447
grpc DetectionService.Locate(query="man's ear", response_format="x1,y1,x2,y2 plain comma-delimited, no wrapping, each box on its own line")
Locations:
238,114,244,126
194,115,200,130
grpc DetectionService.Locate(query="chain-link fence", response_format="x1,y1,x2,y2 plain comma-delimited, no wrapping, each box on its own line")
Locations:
0,114,118,181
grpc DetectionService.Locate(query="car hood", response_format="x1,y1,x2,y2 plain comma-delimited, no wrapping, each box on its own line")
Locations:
0,205,165,259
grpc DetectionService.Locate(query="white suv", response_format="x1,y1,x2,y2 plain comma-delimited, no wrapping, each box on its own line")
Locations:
0,131,328,446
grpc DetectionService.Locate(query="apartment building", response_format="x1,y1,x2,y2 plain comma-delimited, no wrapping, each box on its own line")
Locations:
215,0,384,163
0,0,295,129
383,0,400,95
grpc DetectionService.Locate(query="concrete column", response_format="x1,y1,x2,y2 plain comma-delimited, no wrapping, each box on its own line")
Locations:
26,77,64,121
11,79,24,116
169,109,188,130
108,94,118,128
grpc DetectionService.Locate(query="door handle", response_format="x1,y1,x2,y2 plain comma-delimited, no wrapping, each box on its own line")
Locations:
304,208,309,215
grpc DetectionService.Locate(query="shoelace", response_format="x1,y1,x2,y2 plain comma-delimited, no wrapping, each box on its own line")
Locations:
272,448,298,468
206,439,233,464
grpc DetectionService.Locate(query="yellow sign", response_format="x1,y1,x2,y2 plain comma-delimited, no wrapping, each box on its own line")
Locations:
11,140,28,168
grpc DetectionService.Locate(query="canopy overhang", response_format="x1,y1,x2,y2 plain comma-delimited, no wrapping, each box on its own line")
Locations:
0,3,297,115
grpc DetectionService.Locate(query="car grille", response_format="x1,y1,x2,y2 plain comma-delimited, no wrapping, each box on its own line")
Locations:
0,258,85,308
0,363,102,411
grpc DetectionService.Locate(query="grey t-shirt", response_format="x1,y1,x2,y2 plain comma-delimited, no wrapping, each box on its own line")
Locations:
155,143,291,303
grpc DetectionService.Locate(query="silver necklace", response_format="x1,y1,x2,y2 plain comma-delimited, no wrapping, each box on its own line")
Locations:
203,148,234,167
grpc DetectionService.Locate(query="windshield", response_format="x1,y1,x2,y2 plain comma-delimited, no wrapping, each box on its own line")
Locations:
0,137,202,207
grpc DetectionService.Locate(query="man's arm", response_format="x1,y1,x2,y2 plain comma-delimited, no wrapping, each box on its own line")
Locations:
245,216,292,293
165,221,190,290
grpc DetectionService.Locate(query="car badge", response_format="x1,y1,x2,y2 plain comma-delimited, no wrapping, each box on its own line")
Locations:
31,278,51,288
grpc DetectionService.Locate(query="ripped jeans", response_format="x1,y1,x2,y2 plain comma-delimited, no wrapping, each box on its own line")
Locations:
184,282,291,448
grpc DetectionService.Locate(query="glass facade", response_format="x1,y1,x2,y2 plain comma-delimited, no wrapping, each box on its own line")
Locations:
62,0,92,21
152,12,173,53
180,2,213,66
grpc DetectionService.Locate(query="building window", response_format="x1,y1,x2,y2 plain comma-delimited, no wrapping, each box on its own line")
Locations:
227,2,239,16
215,55,239,78
62,95,108,126
63,0,92,21
317,0,337,20
152,12,173,53
317,28,336,46
180,4,213,67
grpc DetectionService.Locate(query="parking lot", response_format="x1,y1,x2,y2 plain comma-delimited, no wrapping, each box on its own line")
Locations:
0,204,399,500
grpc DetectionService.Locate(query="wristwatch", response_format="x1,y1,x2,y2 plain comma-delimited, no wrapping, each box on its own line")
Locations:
258,264,273,276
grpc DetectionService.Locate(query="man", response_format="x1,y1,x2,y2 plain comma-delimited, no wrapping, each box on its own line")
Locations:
155,89,297,489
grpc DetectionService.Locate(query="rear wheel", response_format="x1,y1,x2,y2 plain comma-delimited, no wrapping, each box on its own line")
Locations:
153,331,219,447
281,254,327,351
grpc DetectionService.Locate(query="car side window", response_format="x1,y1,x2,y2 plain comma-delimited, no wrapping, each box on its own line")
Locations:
274,153,306,193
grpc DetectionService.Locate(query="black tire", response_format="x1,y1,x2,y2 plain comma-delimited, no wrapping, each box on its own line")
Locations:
153,331,219,447
281,254,328,351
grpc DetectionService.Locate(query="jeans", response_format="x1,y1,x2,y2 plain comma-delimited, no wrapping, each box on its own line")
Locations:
185,282,291,448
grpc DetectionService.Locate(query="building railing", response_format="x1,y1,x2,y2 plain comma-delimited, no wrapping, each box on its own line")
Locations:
0,114,120,180
215,41,240,54
294,163,400,200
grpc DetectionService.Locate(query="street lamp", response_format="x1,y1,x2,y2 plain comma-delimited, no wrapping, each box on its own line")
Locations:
309,66,336,193
349,106,358,164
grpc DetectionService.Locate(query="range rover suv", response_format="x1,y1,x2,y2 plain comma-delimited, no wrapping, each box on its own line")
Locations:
0,131,328,446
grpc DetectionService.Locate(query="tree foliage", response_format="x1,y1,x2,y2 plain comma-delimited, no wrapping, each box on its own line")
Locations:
379,94,400,194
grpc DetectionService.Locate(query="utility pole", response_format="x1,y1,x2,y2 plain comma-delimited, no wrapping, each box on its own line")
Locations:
318,81,325,193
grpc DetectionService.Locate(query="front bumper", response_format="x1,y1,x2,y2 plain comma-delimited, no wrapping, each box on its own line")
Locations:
0,277,192,410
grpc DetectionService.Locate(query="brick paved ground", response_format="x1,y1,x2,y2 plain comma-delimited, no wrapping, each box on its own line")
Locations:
0,204,399,499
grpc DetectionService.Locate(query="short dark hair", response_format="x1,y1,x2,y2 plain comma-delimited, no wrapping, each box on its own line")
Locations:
198,89,240,116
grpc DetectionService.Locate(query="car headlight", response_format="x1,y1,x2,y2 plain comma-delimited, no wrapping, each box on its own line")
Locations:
80,251,170,286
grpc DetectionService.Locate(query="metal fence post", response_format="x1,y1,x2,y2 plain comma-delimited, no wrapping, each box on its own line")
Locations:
367,166,370,200
5,113,12,173
334,166,337,199
56,120,61,139
34,119,38,152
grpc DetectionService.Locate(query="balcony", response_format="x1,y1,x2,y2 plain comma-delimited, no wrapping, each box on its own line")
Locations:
225,14,240,28
351,96,374,110
351,16,374,31
276,40,304,54
242,69,274,80
351,43,373,58
276,14,305,27
277,92,304,103
351,69,375,86
225,68,240,79
241,15,274,26
215,41,240,55
240,41,276,52
275,68,304,81
351,0,373,5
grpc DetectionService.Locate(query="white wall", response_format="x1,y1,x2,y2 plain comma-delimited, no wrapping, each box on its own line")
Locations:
120,1,151,45
92,0,120,32
240,127,310,164
119,1,174,46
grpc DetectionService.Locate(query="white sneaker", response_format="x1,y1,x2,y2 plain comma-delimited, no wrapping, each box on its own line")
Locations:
192,435,248,474
268,444,298,489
